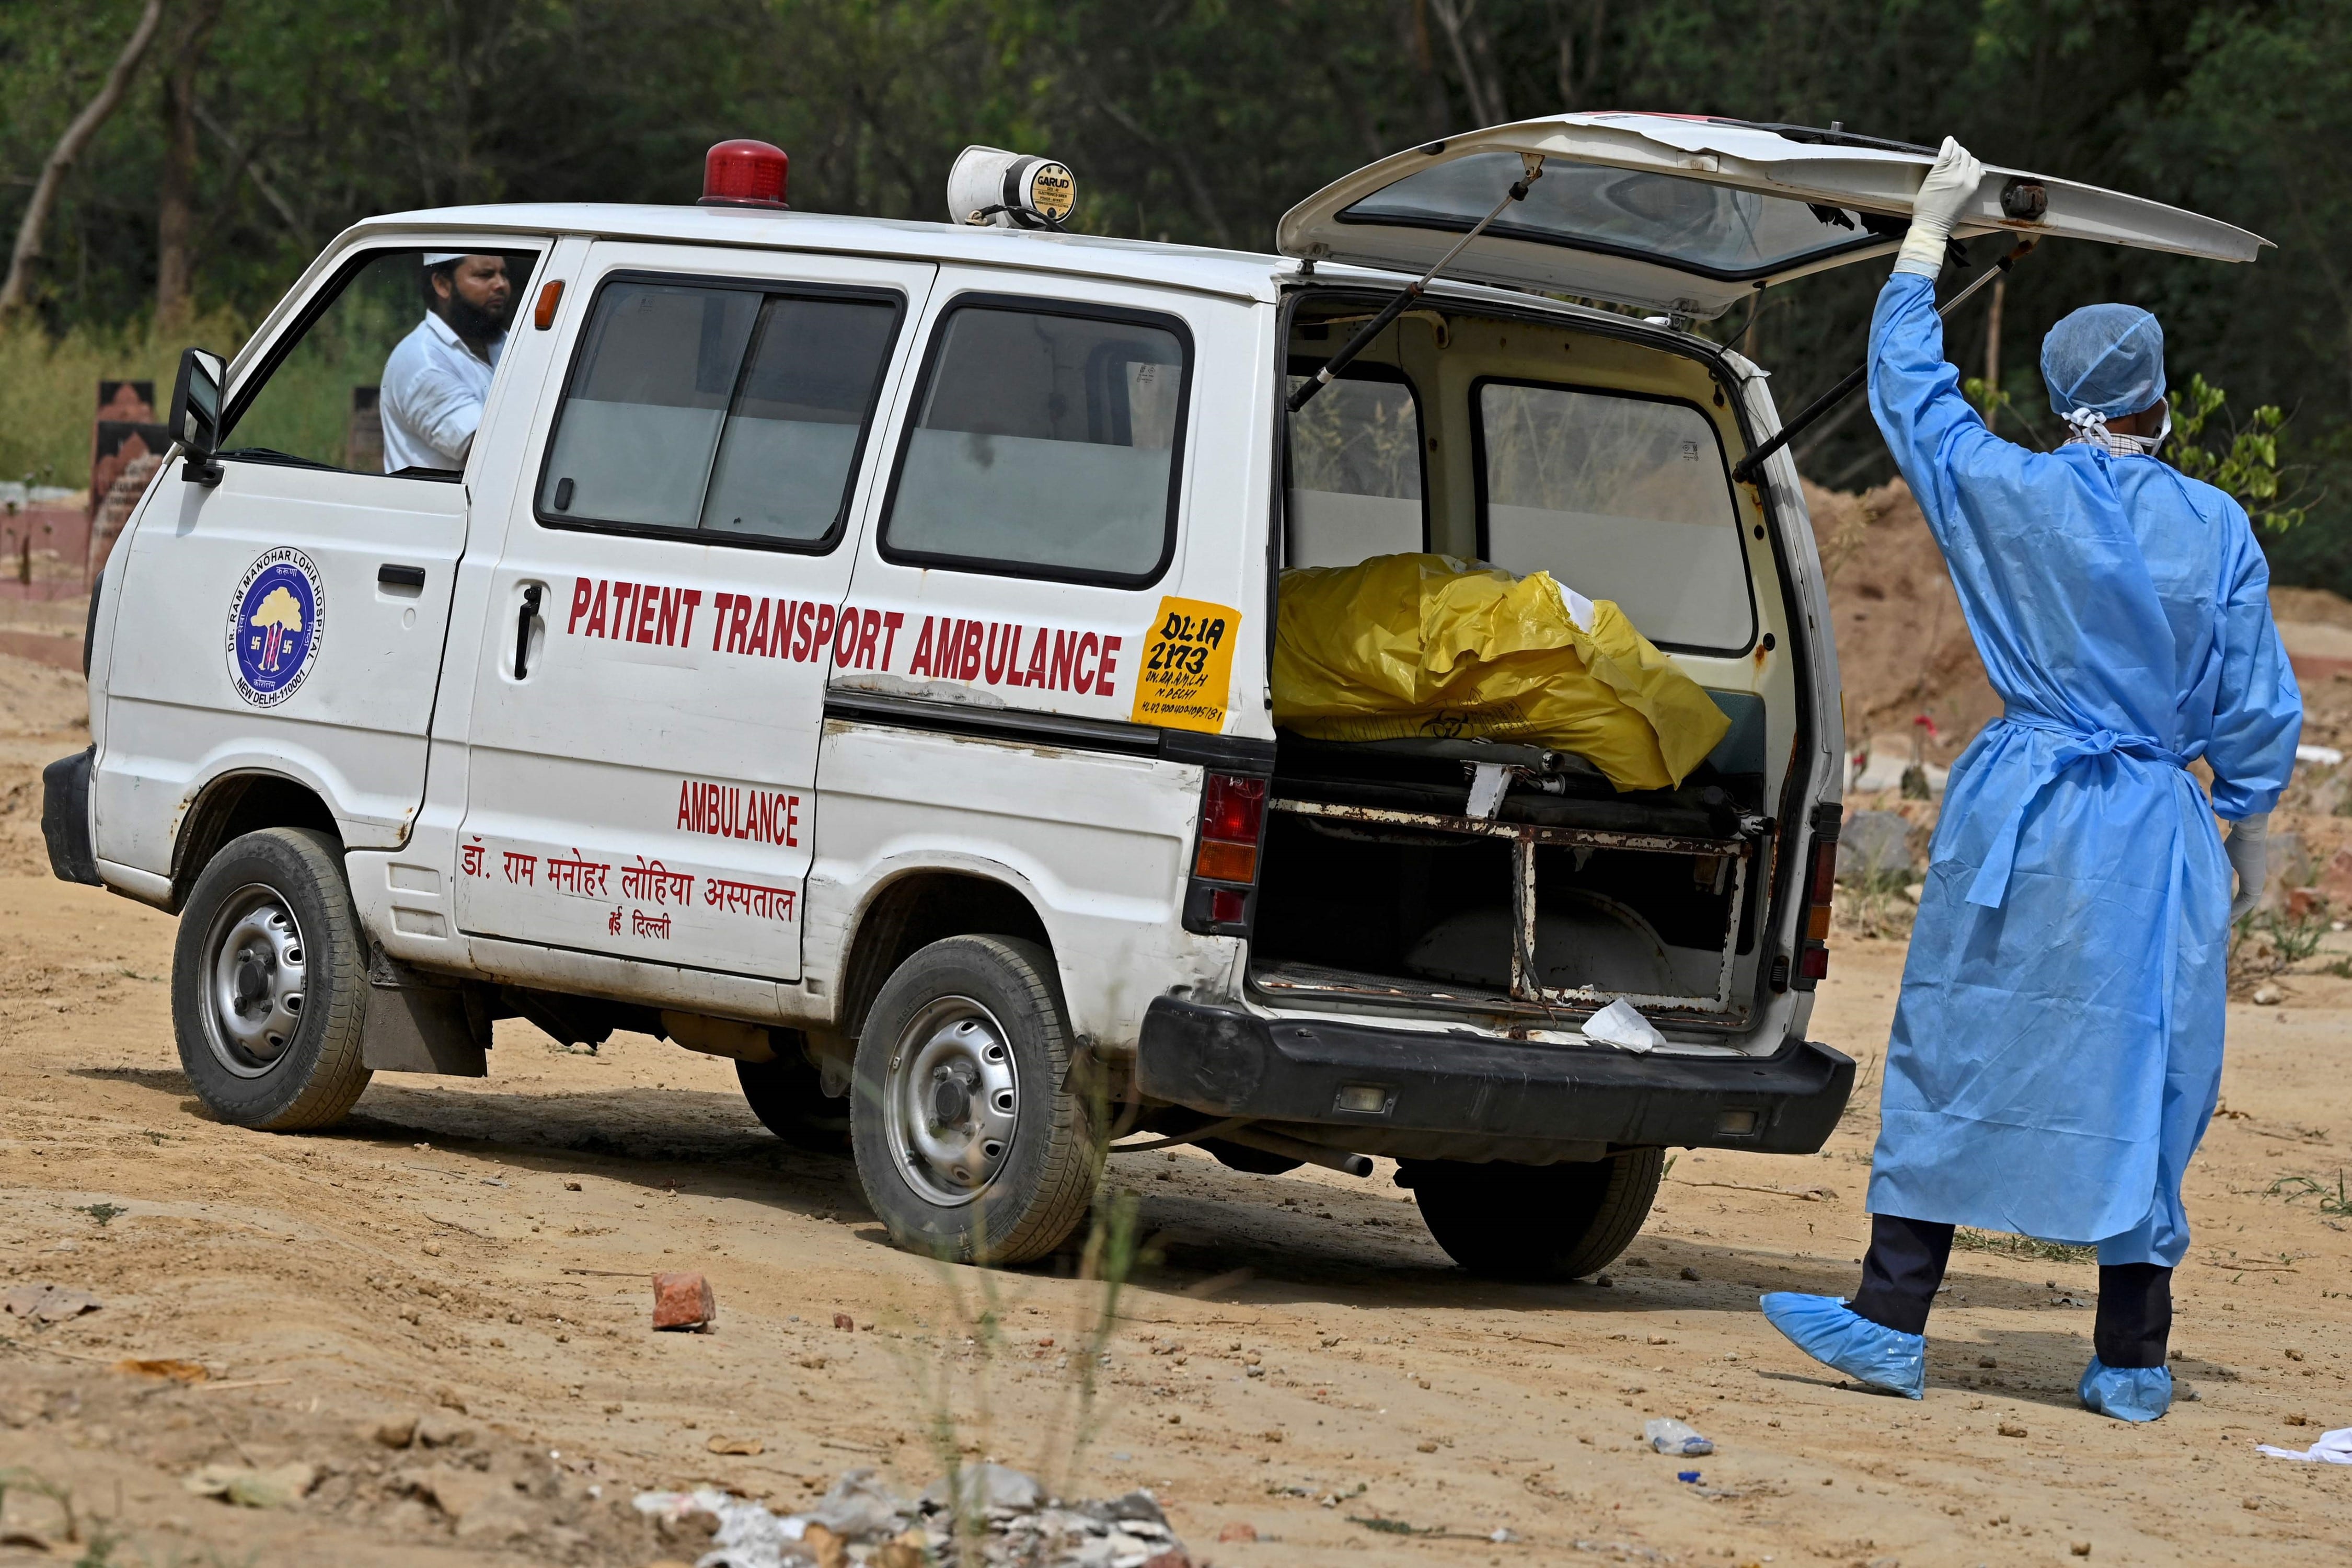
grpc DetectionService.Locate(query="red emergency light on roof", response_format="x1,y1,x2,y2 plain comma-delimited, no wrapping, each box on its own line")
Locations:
700,139,789,210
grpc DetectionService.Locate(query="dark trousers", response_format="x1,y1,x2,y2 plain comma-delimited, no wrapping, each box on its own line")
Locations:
1849,1213,2173,1368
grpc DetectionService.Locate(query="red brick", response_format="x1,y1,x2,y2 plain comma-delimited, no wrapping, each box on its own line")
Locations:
651,1271,715,1331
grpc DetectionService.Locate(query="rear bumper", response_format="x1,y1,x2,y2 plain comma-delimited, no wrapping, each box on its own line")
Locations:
1135,996,1853,1156
42,747,100,886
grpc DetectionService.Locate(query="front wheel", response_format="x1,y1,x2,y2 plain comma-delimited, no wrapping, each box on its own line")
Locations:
849,936,1097,1265
1406,1147,1664,1280
171,827,372,1131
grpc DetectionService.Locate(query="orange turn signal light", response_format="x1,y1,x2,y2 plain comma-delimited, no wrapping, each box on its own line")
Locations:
1194,839,1257,883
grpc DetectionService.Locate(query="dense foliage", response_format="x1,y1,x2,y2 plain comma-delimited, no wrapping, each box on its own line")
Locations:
3,0,2345,585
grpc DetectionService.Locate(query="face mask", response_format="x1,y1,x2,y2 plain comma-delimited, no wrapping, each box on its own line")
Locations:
2061,405,2168,457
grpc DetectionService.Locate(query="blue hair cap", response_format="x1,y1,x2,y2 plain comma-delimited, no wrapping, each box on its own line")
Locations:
2042,303,2166,419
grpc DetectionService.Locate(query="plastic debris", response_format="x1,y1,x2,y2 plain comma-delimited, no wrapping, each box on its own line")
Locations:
1585,999,1666,1053
2296,744,2344,767
1644,1417,1714,1457
2256,1426,2352,1463
1465,762,1512,820
114,1357,209,1382
652,1270,716,1331
637,1466,1190,1567
1676,1470,1702,1483
182,1462,318,1509
3,1284,102,1323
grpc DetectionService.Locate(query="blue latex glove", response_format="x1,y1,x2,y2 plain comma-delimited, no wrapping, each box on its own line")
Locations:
1759,1293,1926,1399
2079,1358,2173,1422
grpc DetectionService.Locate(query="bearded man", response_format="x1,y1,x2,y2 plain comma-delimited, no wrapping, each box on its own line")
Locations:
381,251,513,473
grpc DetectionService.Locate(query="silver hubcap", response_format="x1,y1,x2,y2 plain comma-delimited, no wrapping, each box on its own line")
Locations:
885,996,1019,1207
202,885,307,1078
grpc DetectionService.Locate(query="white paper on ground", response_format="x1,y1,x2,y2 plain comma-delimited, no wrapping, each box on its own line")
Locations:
1583,998,1666,1052
2256,1426,2352,1463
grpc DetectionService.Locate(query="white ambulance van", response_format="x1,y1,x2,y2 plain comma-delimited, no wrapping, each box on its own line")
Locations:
44,118,2258,1273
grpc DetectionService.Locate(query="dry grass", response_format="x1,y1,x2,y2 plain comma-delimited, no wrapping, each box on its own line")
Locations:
0,312,249,490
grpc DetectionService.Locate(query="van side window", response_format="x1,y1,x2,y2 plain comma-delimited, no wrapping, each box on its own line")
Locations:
1284,366,1424,567
881,301,1190,585
1474,381,1755,652
538,278,902,547
226,247,537,477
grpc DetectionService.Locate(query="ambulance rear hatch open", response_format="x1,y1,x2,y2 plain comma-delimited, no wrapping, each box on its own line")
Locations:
1274,113,2264,321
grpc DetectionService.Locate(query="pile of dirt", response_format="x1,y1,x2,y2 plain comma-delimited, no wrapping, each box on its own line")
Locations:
1805,476,2352,758
1808,477,2352,916
1803,478,1999,765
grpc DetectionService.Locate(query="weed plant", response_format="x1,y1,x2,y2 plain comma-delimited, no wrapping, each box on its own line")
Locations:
2264,1170,2352,1217
2230,905,2332,991
887,1075,1148,1565
1952,1227,2095,1264
1834,868,1917,941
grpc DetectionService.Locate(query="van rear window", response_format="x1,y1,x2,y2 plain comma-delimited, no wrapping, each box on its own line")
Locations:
1474,381,1754,652
1285,367,1425,568
881,301,1191,586
538,279,900,548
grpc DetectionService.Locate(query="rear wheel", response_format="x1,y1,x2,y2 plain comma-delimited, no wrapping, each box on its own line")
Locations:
1406,1147,1664,1280
736,1036,851,1156
171,827,371,1131
850,936,1097,1266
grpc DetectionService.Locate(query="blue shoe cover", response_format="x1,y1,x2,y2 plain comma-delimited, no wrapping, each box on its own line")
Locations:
1759,1292,1925,1399
2078,1357,2171,1422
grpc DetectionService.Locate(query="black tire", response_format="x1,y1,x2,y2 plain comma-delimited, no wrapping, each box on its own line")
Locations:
1408,1147,1664,1280
737,1035,851,1156
171,826,371,1131
850,936,1097,1266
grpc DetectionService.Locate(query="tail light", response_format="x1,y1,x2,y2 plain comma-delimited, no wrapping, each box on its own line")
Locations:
1789,801,1841,990
1183,772,1267,936
1195,774,1265,880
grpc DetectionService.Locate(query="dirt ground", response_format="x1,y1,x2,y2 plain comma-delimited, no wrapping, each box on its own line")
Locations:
6,632,2352,1566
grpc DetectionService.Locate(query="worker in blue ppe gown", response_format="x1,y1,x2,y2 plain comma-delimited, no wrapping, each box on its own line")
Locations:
1760,137,2301,1422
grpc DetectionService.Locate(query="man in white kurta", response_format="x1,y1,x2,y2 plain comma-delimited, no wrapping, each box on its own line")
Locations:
381,252,512,472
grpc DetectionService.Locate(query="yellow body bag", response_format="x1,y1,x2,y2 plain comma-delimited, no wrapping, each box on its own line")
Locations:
1272,554,1732,793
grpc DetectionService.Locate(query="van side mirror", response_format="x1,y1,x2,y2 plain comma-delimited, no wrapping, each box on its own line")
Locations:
168,347,226,487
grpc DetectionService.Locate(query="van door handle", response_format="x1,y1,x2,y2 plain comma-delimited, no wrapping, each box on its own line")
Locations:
514,584,543,678
378,563,426,593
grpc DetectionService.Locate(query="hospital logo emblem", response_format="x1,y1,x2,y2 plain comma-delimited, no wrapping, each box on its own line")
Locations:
226,547,325,707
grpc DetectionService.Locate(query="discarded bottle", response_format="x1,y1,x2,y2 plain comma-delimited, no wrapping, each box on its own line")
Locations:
1644,1417,1714,1457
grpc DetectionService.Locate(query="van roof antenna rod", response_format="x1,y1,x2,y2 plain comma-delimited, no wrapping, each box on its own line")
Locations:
1287,153,1544,412
1730,237,2037,485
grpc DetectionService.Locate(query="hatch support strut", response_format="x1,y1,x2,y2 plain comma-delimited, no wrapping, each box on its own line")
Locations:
1287,153,1545,412
1730,237,2038,485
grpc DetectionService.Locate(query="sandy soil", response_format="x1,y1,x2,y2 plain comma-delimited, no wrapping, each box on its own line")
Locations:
4,691,2352,1565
